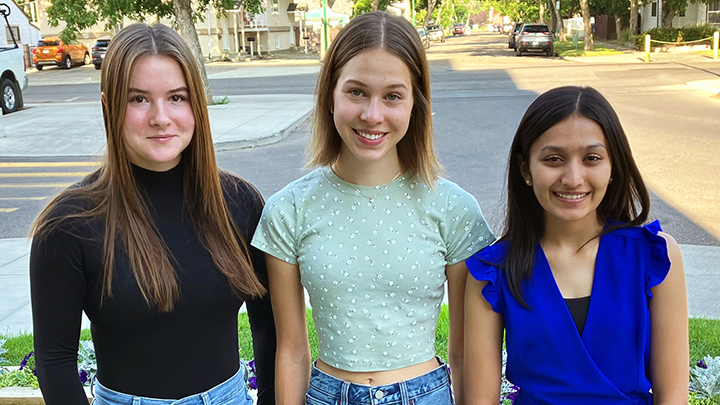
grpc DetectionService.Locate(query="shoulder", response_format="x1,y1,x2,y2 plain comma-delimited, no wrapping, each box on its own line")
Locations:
264,168,326,208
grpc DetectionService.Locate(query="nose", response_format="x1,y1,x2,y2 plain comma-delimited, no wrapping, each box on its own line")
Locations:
561,159,584,188
149,102,172,128
360,97,384,125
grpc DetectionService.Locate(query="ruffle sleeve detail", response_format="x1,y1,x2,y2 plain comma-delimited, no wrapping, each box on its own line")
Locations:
643,220,671,299
466,245,503,313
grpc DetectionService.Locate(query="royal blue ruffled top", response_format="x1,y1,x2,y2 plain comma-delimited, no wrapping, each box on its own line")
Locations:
466,221,671,405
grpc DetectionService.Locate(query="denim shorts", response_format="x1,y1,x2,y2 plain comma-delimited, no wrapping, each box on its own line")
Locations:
306,357,454,405
91,366,252,405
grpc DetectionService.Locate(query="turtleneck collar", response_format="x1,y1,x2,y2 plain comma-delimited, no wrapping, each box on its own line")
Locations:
131,160,184,197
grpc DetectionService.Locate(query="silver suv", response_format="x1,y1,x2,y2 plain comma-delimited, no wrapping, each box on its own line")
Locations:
516,23,554,57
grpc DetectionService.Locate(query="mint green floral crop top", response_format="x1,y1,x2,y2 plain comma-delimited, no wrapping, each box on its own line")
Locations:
251,167,494,371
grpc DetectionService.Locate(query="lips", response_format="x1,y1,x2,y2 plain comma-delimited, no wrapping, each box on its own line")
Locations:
148,134,175,141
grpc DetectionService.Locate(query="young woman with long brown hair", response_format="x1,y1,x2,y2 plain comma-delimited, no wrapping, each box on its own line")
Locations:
252,11,494,405
30,23,275,405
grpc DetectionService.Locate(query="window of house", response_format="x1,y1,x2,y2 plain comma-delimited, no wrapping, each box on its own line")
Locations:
709,0,720,23
275,36,281,48
651,2,657,16
272,0,279,13
5,26,20,44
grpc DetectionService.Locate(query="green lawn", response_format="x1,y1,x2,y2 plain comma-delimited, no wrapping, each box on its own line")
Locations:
554,41,626,57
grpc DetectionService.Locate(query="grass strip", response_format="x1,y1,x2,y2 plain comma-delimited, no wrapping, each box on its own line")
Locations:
554,41,625,57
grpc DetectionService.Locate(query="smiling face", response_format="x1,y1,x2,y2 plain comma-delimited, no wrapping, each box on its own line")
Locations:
121,55,195,172
523,114,613,228
332,48,414,174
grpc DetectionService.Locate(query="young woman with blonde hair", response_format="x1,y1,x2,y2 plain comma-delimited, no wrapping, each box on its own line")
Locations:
252,11,494,405
30,23,275,405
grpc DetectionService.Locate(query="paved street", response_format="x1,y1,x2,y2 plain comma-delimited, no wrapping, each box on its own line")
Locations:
1,31,719,333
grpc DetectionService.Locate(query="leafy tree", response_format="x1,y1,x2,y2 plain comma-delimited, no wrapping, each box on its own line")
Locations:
46,0,264,104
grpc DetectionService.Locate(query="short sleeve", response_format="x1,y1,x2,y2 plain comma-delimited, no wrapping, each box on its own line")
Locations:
465,246,502,313
443,186,495,264
643,220,672,299
251,187,300,265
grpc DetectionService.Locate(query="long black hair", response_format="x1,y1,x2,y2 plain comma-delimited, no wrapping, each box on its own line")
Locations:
502,86,650,308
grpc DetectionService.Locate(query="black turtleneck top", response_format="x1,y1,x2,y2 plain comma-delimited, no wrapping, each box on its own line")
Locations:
30,163,276,405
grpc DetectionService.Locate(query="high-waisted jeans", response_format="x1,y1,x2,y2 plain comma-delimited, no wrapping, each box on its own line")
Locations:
91,366,252,405
306,357,454,405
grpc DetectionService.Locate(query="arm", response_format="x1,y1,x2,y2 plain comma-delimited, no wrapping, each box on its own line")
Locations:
266,254,311,405
30,227,90,405
246,246,277,405
445,261,468,405
464,276,504,405
648,232,689,404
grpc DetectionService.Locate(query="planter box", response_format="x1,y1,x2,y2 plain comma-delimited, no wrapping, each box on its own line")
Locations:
0,387,91,404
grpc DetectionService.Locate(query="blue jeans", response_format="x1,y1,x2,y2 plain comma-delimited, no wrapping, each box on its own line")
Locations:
306,358,454,405
91,366,252,405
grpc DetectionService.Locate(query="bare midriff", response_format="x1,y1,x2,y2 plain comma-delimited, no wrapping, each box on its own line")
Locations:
315,357,440,386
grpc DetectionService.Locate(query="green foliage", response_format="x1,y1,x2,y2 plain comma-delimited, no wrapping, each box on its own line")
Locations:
691,356,720,401
635,25,718,48
691,318,720,363
352,0,393,16
554,40,625,56
0,339,8,366
0,368,39,388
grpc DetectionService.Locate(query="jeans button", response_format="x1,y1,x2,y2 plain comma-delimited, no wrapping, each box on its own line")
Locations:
375,390,385,399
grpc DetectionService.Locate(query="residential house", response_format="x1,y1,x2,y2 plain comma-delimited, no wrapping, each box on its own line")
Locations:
1,0,41,68
638,0,718,31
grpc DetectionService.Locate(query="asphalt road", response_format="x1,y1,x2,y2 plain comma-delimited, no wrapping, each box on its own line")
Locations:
4,32,720,245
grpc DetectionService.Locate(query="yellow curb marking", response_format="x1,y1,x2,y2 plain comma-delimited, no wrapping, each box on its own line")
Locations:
0,208,20,213
0,183,73,188
0,172,92,178
0,162,100,168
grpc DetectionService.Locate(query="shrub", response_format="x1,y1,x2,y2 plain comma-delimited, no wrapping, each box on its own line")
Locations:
634,24,718,48
691,356,720,402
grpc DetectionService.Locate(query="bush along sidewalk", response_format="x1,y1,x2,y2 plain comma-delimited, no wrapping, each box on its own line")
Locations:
634,25,718,49
2,310,720,404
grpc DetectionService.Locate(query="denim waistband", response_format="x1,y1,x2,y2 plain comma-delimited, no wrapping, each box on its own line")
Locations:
91,365,247,405
308,357,451,405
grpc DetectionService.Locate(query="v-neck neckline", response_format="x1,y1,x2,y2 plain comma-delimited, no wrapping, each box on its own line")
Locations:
536,235,604,340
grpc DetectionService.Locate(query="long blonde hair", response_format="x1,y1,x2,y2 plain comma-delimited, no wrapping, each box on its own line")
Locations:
32,23,266,312
307,12,442,185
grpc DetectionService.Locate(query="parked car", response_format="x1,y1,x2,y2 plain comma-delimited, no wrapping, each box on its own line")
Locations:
515,23,554,56
453,24,466,35
0,3,26,114
426,25,446,42
416,28,430,49
92,38,111,70
508,22,523,49
32,37,91,70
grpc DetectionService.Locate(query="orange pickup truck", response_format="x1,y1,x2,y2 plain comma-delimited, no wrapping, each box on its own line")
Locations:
32,37,91,70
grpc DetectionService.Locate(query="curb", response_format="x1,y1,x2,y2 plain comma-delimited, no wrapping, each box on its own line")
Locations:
213,109,312,151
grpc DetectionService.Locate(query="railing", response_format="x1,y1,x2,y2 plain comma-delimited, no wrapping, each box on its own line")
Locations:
643,31,719,62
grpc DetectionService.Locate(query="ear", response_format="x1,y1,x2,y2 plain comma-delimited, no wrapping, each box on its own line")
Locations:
101,92,107,106
517,154,531,183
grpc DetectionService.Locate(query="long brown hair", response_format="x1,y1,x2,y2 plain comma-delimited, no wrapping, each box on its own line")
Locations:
31,23,266,312
502,86,650,308
307,11,442,185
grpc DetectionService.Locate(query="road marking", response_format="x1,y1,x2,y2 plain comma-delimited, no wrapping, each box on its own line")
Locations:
0,208,20,213
65,96,80,102
0,197,48,201
0,172,92,178
0,162,100,168
0,183,72,188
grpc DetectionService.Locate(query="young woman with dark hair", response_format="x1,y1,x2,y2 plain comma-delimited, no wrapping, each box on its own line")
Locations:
252,11,493,405
464,86,688,405
30,23,275,405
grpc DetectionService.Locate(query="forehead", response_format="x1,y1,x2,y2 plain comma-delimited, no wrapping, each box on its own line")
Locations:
129,55,187,89
336,48,412,88
531,115,607,153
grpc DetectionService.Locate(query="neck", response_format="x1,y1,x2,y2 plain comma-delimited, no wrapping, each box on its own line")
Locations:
333,150,403,186
541,214,604,250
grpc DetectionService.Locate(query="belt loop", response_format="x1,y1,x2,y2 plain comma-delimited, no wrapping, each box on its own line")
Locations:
89,376,96,398
340,381,351,405
399,381,410,405
201,392,212,405
132,398,141,405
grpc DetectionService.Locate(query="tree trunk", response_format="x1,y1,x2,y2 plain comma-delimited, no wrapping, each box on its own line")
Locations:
174,0,213,105
424,0,436,26
579,0,593,50
539,1,545,23
328,0,337,8
661,8,674,27
615,14,622,39
629,0,637,42
549,0,566,41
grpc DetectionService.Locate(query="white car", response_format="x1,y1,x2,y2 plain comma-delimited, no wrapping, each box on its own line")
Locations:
0,3,27,114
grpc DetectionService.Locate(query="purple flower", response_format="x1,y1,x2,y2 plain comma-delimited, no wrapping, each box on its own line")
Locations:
697,359,708,369
248,376,258,390
19,351,34,371
248,360,256,373
79,369,88,384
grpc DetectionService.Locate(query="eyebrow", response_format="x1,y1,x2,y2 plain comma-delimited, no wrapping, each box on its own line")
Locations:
342,79,409,91
128,87,190,94
539,143,607,153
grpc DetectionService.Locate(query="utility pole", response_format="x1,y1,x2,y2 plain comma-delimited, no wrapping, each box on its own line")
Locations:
322,0,329,58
